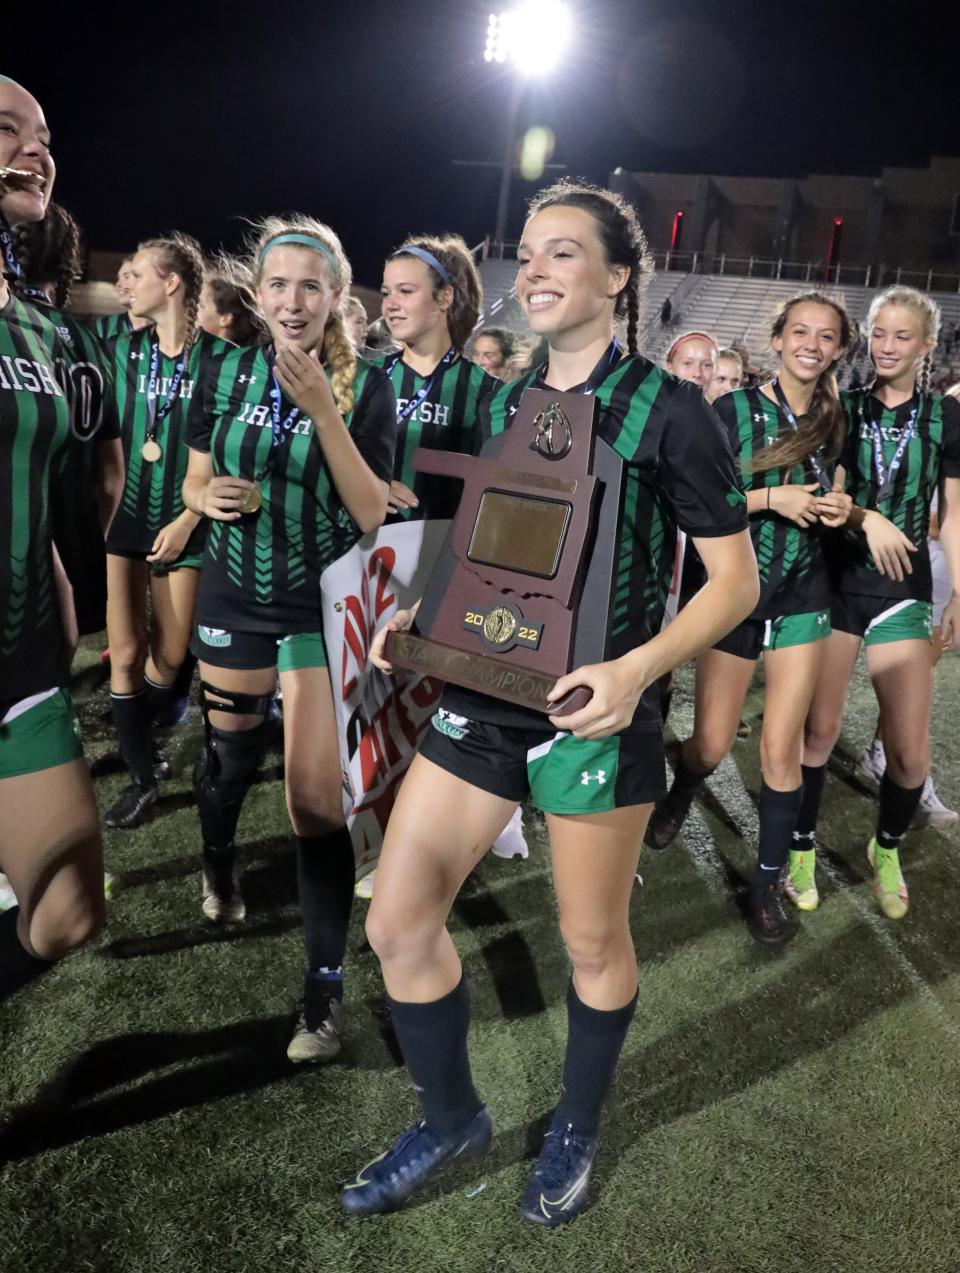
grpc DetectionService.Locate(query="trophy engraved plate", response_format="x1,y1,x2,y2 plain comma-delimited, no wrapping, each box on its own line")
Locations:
384,387,623,716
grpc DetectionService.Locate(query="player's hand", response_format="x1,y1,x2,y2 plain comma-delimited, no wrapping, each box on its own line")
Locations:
274,345,337,419
147,518,191,564
815,490,853,527
939,594,960,651
547,654,648,740
770,482,821,527
370,606,416,673
862,510,917,581
387,480,419,514
200,475,257,521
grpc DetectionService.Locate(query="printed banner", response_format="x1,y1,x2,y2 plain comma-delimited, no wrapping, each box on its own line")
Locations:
320,519,451,873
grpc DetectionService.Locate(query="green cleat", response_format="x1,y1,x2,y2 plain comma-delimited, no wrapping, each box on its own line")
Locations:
867,839,909,920
784,848,819,911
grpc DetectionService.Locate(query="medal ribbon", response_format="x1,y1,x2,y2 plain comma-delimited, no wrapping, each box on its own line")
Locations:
385,346,458,426
145,338,188,443
770,378,832,493
254,351,304,482
861,393,921,505
0,209,21,282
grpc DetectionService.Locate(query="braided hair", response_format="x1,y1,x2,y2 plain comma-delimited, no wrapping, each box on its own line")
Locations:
750,291,856,474
525,179,654,355
250,214,356,415
866,285,941,394
138,232,205,355
204,251,266,346
14,202,81,308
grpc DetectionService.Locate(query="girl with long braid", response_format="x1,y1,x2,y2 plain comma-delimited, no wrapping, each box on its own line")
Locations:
797,286,960,918
342,181,758,1225
645,294,857,945
103,233,231,828
183,216,395,1063
198,253,266,348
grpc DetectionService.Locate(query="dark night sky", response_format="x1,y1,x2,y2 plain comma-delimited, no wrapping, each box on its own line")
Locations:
5,0,956,286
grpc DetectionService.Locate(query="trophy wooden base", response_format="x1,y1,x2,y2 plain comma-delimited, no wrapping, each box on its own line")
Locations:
384,629,591,717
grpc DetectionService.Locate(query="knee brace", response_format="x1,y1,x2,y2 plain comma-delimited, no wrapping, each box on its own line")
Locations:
195,682,273,849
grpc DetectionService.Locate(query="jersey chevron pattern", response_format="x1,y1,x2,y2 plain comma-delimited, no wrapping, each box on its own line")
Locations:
189,346,396,633
374,352,496,520
0,294,72,699
106,328,231,556
482,354,747,656
715,387,831,618
835,390,960,601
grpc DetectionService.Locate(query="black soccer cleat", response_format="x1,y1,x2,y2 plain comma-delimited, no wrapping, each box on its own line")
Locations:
104,782,158,829
341,1107,492,1216
746,882,794,946
644,784,696,851
520,1115,598,1227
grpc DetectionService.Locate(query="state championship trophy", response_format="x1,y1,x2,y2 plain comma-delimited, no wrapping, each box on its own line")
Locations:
384,387,623,717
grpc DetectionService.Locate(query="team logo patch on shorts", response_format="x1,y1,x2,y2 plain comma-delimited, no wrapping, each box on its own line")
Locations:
431,708,470,741
198,626,232,648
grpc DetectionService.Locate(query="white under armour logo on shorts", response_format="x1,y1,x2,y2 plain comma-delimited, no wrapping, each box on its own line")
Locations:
580,770,606,785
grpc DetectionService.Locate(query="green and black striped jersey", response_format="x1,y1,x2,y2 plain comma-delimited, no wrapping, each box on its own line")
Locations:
374,352,497,521
835,389,960,601
188,346,396,633
92,311,133,344
106,328,231,557
31,301,121,634
715,387,831,618
442,352,747,729
0,293,73,701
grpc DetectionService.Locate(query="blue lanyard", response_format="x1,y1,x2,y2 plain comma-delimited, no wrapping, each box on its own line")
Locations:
146,339,187,440
386,346,457,426
0,210,21,281
254,354,304,481
770,378,832,493
862,393,921,504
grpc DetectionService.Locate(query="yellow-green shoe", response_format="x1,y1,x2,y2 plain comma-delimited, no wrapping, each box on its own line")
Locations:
867,838,909,920
784,848,819,911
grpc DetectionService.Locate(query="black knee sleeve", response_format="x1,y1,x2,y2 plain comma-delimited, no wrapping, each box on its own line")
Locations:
195,682,273,849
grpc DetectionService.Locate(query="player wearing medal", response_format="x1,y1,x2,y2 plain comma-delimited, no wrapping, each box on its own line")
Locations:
645,294,856,945
182,216,395,1063
0,76,105,1001
341,181,758,1224
103,233,229,829
798,286,960,918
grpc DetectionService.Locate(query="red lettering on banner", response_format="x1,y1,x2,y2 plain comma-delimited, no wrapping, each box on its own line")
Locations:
369,547,397,620
340,593,368,700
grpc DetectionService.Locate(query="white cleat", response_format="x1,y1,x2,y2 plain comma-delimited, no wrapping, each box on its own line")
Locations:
912,775,959,829
490,807,529,860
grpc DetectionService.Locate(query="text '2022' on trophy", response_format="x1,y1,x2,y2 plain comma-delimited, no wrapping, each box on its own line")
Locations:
384,387,623,717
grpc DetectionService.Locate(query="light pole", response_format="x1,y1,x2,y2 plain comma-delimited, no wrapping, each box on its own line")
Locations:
483,2,572,254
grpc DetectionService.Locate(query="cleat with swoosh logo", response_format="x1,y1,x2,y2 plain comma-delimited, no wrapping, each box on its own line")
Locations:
520,1116,597,1227
341,1106,492,1216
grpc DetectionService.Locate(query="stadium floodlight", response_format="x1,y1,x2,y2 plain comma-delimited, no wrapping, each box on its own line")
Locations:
483,2,572,76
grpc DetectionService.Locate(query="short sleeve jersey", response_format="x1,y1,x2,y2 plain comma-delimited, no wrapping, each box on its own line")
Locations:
835,389,960,601
374,351,497,521
0,294,73,701
92,311,133,345
106,328,232,557
715,386,832,619
188,346,396,633
441,352,749,729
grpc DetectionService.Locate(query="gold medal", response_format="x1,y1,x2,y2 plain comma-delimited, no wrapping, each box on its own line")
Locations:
240,485,263,515
141,438,162,463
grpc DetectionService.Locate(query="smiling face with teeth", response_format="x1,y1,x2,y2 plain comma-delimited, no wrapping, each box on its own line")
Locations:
771,301,844,386
869,304,935,388
515,205,628,350
0,81,54,229
257,244,342,353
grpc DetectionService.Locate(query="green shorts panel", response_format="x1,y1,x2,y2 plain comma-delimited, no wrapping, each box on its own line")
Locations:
0,689,83,779
764,609,831,651
150,549,204,575
863,600,933,647
192,625,328,671
526,732,621,814
277,631,328,673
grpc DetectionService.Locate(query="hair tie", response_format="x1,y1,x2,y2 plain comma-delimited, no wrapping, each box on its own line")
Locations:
392,244,451,285
260,233,340,281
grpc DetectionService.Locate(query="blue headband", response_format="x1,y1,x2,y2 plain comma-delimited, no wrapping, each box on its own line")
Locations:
392,245,451,284
260,233,340,281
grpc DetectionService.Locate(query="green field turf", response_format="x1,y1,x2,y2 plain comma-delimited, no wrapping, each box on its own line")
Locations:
2,644,960,1273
